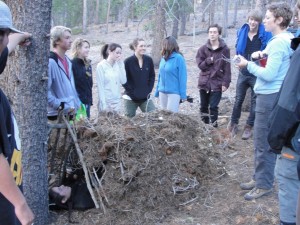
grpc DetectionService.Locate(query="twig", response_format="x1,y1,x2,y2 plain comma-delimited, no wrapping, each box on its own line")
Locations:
179,196,199,206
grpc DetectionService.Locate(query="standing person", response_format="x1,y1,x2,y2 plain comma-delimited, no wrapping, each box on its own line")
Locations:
236,3,294,200
123,38,156,118
228,10,272,139
48,26,81,120
154,36,187,113
96,43,127,113
0,1,34,225
71,38,93,119
196,24,231,127
268,3,300,225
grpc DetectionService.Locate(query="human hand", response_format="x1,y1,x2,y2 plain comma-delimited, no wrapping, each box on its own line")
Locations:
221,86,227,92
234,55,248,69
251,51,264,60
15,201,34,225
19,32,32,46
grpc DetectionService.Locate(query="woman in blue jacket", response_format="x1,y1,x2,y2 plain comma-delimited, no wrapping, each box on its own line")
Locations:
155,36,187,113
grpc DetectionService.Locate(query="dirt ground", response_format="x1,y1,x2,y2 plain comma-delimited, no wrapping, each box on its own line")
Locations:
49,20,280,225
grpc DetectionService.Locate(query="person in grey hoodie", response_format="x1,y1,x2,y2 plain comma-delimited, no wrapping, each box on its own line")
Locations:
48,26,80,120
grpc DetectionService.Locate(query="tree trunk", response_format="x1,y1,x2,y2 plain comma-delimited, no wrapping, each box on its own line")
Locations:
232,0,238,27
106,0,111,34
222,0,229,37
152,0,166,67
83,0,87,34
95,0,100,24
124,0,130,27
2,0,51,224
209,0,215,25
171,2,179,39
255,0,269,15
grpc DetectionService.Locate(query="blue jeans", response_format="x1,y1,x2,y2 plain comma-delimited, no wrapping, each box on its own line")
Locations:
276,147,300,224
124,99,155,118
253,93,277,189
199,89,221,125
231,72,256,126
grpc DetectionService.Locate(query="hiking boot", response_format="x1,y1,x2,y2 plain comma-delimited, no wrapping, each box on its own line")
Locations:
244,187,272,201
242,124,252,140
227,123,238,136
240,179,255,190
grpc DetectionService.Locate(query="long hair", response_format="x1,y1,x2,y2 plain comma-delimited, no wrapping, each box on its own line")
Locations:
71,38,90,62
101,43,122,59
129,38,144,51
161,36,180,60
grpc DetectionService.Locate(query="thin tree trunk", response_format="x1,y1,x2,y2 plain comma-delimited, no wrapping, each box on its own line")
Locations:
95,0,100,24
2,0,51,224
232,0,238,27
171,2,179,39
152,0,166,66
83,0,87,34
222,0,229,37
106,0,111,34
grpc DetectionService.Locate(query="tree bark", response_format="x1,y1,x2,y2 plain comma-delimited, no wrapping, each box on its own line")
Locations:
1,0,51,224
106,0,111,34
83,0,87,34
171,2,179,39
95,0,100,24
222,0,229,37
151,0,166,67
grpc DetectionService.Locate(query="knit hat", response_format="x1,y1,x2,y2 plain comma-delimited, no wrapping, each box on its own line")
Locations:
0,1,21,33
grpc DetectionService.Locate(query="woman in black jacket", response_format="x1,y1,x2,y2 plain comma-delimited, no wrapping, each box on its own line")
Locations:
71,38,93,118
123,38,156,117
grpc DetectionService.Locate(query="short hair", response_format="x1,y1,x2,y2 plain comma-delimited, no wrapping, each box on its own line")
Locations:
297,0,300,10
50,26,72,48
207,24,222,35
101,43,122,59
161,36,180,60
71,38,90,59
248,10,263,23
129,38,144,51
267,3,293,29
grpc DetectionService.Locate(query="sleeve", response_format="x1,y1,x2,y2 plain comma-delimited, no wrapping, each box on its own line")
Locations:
0,104,8,156
178,55,187,100
222,47,231,88
117,61,127,85
247,39,290,81
96,64,107,111
148,57,155,93
0,47,9,74
195,47,213,71
47,60,61,109
154,60,162,98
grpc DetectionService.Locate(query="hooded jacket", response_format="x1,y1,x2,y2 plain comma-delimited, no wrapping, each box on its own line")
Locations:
196,38,231,92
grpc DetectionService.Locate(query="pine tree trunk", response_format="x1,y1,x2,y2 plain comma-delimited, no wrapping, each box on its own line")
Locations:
151,0,166,66
1,0,51,224
171,3,179,39
222,0,229,37
106,0,111,34
95,0,100,24
83,0,87,34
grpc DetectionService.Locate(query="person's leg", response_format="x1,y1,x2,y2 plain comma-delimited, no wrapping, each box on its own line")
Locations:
276,147,300,225
200,89,209,124
166,94,180,113
231,73,249,125
297,191,300,225
123,99,139,118
139,99,156,113
85,104,91,119
209,91,222,127
159,92,168,110
246,76,257,127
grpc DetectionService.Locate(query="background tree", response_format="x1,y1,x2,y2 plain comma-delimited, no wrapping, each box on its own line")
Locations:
83,0,87,34
152,0,166,66
1,0,51,224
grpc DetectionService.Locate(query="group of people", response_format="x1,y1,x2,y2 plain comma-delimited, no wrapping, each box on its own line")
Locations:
2,0,300,224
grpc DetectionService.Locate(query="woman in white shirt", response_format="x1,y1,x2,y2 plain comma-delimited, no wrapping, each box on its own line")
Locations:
96,43,127,113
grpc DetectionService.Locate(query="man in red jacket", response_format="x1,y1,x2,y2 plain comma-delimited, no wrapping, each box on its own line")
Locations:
196,24,231,127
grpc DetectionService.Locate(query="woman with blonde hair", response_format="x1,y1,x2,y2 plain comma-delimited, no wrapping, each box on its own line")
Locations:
71,38,93,118
96,43,127,113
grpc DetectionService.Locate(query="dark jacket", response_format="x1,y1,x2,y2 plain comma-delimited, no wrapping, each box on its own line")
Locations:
123,54,155,102
268,37,300,153
71,58,93,105
196,39,231,92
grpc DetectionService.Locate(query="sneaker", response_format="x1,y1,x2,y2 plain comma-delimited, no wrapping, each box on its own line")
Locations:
240,179,255,190
242,124,252,140
227,123,238,136
244,187,272,201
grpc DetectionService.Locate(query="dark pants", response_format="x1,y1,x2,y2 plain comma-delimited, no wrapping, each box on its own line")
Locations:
231,73,256,126
199,89,221,125
85,104,91,119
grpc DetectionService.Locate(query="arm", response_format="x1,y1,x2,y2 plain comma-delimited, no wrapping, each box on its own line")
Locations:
148,58,155,92
7,32,31,54
96,64,107,111
117,61,127,85
0,154,34,225
178,55,187,100
47,60,62,109
196,47,213,71
222,47,231,90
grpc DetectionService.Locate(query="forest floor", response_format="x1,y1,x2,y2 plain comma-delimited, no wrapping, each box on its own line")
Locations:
49,20,280,225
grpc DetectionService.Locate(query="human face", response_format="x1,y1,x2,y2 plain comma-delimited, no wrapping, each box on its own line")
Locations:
208,27,219,42
296,8,300,26
0,29,10,55
248,17,260,32
135,41,146,56
78,41,90,59
58,31,72,51
52,185,71,203
263,10,281,34
109,47,122,62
